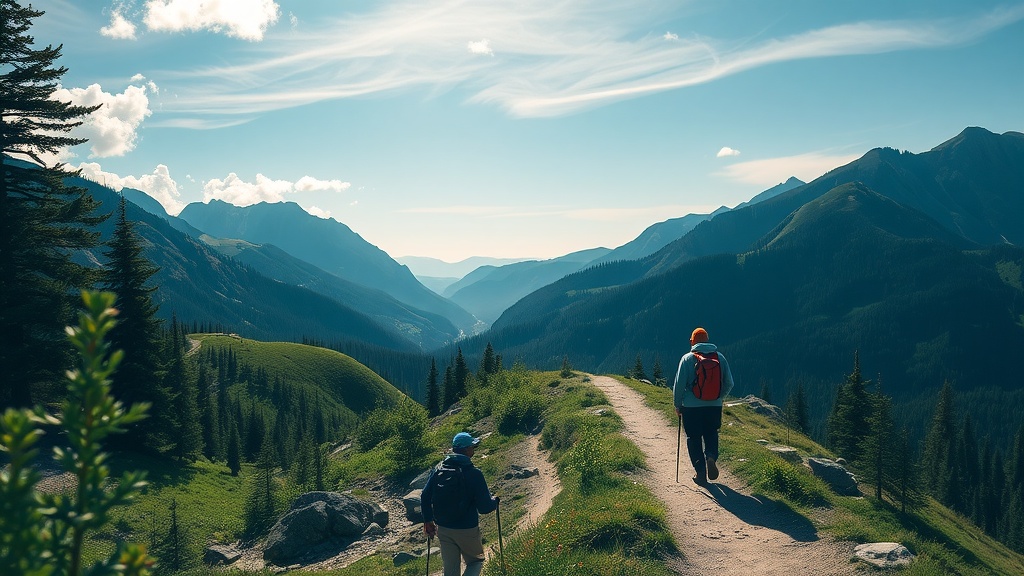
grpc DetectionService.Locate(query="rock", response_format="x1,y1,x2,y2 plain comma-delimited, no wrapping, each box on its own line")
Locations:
504,465,540,480
807,458,860,496
263,491,388,565
409,469,432,490
403,490,424,523
362,522,385,537
767,446,802,465
203,543,241,566
393,551,418,567
853,543,914,568
727,395,785,422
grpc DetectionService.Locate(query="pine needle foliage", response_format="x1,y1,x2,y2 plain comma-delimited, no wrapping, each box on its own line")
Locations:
1,0,107,408
0,290,152,576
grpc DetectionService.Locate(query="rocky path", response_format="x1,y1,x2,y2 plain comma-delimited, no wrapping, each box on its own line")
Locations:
589,376,857,576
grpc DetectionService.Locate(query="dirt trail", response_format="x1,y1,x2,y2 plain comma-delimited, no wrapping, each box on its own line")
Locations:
590,376,856,576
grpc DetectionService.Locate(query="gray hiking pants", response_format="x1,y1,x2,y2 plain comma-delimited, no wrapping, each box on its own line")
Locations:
437,524,485,576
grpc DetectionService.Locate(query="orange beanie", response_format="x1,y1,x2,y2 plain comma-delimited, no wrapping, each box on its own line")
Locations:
691,327,709,344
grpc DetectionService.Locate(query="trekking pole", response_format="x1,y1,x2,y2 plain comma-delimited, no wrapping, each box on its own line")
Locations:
425,534,431,576
676,413,682,483
496,499,506,574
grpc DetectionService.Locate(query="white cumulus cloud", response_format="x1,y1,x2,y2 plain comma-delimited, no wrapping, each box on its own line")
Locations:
51,83,153,158
77,162,185,215
717,146,741,157
101,10,138,40
468,39,493,56
203,173,351,206
143,0,281,41
306,206,332,219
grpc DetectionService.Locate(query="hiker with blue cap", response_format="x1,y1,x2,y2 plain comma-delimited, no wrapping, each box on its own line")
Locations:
421,432,499,576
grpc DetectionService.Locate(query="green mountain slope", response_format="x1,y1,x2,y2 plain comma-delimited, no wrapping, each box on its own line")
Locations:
479,183,1024,438
195,335,404,416
178,200,479,334
69,177,419,352
445,247,611,325
200,236,460,350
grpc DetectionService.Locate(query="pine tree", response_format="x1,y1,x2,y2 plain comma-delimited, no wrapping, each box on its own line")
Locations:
652,356,664,386
560,356,573,378
632,354,646,380
894,426,925,514
859,387,898,501
243,436,280,536
922,381,957,505
454,347,470,401
442,364,455,410
481,342,497,376
759,379,772,404
1,1,106,408
826,352,872,462
101,196,168,452
784,382,810,434
388,400,429,474
425,357,440,417
226,420,241,477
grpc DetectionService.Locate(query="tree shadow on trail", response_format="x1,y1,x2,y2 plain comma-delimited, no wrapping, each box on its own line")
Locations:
704,483,821,542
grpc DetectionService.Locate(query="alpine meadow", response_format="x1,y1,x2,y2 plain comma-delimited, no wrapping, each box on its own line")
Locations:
3,1,1024,575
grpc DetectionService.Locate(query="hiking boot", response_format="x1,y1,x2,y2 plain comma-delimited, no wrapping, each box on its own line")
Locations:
707,458,719,481
692,473,708,486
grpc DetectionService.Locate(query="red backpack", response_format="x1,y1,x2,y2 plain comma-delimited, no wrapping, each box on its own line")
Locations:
691,351,722,400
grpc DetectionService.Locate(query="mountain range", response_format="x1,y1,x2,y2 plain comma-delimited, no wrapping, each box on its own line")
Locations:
466,127,1024,438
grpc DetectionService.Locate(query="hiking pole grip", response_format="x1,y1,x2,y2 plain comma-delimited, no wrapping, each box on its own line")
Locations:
676,413,682,483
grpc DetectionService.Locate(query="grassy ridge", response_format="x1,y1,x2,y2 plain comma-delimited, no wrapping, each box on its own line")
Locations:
618,377,1024,576
196,334,404,415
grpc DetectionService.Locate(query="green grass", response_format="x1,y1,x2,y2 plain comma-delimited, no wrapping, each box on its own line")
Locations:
82,454,251,569
617,376,1024,575
195,334,404,415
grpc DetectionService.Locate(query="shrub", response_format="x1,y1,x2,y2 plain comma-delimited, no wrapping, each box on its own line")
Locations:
0,291,152,576
494,388,544,435
755,456,829,506
355,408,392,451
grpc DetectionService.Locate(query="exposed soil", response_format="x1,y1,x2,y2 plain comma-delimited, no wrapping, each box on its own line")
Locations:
589,375,858,576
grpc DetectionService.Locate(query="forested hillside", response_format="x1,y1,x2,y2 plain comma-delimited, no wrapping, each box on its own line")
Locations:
473,182,1024,443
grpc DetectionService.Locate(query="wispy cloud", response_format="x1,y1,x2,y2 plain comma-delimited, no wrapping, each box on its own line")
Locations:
154,1,1024,122
715,151,861,186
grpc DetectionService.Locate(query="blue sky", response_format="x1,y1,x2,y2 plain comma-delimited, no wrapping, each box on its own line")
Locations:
27,0,1024,261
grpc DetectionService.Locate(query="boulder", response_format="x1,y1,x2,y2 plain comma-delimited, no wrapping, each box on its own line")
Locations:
263,491,388,565
504,465,540,480
806,458,860,496
362,522,385,537
393,551,418,567
767,445,802,465
409,469,432,490
403,490,424,523
203,543,241,566
853,543,914,568
726,395,785,422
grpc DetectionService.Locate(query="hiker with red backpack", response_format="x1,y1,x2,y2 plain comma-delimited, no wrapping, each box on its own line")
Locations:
422,432,500,576
673,327,736,486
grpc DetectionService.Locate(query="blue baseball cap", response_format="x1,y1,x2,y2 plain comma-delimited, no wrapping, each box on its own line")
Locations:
452,432,481,449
